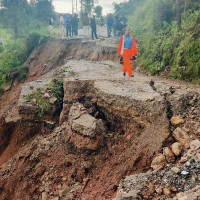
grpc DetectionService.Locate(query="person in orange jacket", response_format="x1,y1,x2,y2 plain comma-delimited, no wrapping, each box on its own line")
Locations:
117,27,138,77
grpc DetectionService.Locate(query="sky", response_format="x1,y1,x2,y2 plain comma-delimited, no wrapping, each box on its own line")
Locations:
52,0,126,15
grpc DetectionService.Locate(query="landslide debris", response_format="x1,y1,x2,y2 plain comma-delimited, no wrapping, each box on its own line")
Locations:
0,38,199,200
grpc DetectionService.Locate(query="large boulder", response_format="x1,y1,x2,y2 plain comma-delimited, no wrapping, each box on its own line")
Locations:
190,140,200,151
66,103,106,151
172,142,182,156
170,116,184,126
163,147,175,163
173,127,190,145
68,103,106,138
151,154,166,170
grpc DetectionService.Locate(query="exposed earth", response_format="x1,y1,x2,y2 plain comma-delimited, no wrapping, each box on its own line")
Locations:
0,37,200,200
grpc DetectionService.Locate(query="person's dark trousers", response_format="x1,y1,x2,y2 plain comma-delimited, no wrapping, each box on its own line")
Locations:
75,27,78,36
107,25,112,37
72,27,75,36
91,28,98,40
66,26,71,37
72,26,78,36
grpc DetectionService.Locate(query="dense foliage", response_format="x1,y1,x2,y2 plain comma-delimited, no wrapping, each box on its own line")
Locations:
114,0,200,83
0,0,55,91
0,33,46,91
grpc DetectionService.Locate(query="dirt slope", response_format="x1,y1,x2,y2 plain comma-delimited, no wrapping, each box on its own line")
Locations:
0,38,199,200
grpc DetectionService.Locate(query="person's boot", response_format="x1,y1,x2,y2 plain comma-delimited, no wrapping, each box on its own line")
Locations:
123,73,126,76
130,75,134,77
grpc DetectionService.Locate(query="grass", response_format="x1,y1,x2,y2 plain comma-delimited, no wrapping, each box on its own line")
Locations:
24,79,63,117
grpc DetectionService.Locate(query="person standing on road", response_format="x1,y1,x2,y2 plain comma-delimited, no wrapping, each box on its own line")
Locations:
72,14,79,36
90,15,98,40
117,27,138,77
83,13,90,38
115,16,124,43
49,17,54,35
107,14,114,37
65,13,72,37
59,15,65,38
120,15,127,29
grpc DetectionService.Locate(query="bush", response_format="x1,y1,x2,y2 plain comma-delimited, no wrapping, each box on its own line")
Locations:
127,0,200,83
0,33,44,89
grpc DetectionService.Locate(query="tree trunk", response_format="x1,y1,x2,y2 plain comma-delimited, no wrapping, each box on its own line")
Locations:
14,25,18,39
176,0,181,28
184,0,188,19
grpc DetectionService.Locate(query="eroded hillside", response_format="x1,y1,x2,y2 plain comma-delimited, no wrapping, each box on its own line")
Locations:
0,38,200,200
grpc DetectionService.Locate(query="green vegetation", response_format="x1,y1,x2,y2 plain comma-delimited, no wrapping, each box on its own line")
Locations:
24,79,63,117
114,0,200,83
24,87,51,117
63,65,76,76
47,78,64,101
0,33,47,90
94,5,103,18
0,0,55,91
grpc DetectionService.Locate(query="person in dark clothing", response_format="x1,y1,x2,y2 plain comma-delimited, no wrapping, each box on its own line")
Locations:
115,16,124,43
71,14,79,36
90,15,98,40
100,17,104,27
49,17,54,35
120,15,127,29
107,14,114,37
65,13,72,37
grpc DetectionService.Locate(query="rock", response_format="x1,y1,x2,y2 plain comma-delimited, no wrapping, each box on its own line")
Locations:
59,187,70,198
190,140,200,151
31,98,37,105
44,93,51,98
170,116,184,126
155,187,162,195
182,127,190,133
172,142,182,156
66,124,103,150
171,186,177,192
175,186,200,200
68,103,106,137
171,167,180,174
173,127,190,145
122,190,139,199
163,188,171,196
184,141,190,149
194,152,200,161
178,196,188,200
163,147,175,163
163,132,170,139
186,161,191,166
179,156,188,163
181,171,189,178
2,84,11,92
50,97,57,104
51,197,59,200
42,192,48,200
151,154,166,170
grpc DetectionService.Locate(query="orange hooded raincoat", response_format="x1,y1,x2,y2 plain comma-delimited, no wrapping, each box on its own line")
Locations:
117,34,138,76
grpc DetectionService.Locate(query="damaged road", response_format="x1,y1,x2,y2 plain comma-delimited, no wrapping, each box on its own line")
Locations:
0,38,199,200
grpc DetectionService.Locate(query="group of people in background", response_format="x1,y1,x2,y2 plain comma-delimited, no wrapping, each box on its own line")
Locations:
48,13,137,78
107,14,127,42
59,13,79,38
82,14,98,39
48,13,127,42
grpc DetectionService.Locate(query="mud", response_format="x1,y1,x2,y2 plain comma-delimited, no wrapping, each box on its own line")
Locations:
0,38,199,200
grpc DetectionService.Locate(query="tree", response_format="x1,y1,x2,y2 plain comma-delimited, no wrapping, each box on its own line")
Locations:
94,5,102,18
35,0,55,22
0,0,30,38
80,0,97,16
176,0,181,28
